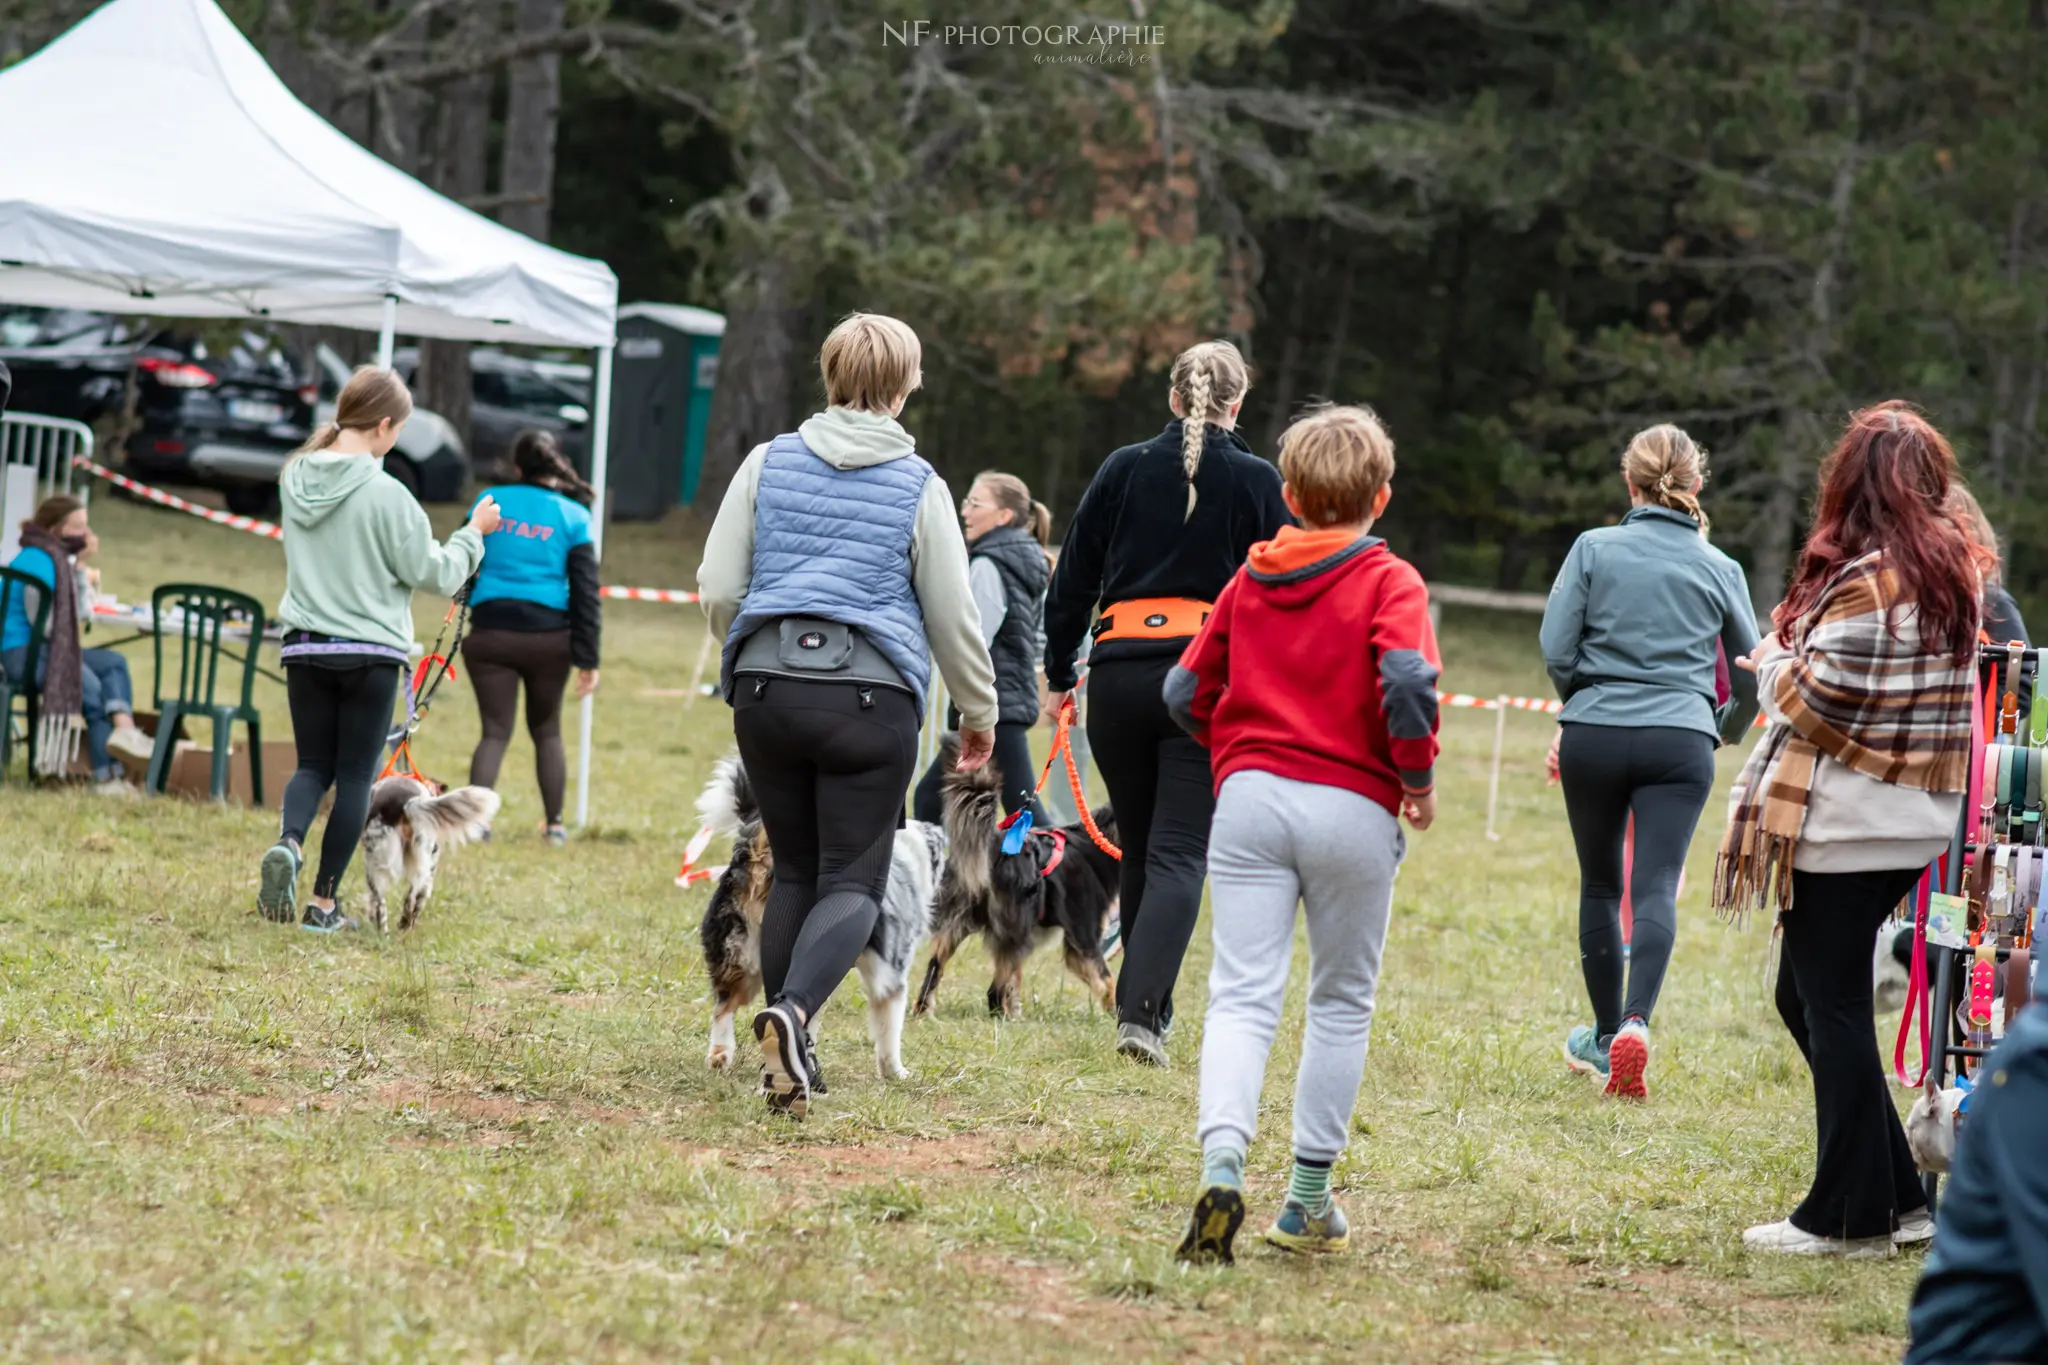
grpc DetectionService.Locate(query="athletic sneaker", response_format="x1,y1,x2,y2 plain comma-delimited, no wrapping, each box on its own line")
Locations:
1175,1184,1246,1265
1101,912,1123,962
754,1003,810,1119
543,826,567,848
1742,1218,1893,1259
258,842,301,923
92,777,137,798
1116,1021,1169,1067
1895,1208,1936,1246
301,904,358,933
1264,1197,1350,1254
1605,1018,1650,1100
105,725,156,765
1563,1025,1610,1079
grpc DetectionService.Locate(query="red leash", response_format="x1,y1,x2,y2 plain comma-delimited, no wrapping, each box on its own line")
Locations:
997,695,1122,863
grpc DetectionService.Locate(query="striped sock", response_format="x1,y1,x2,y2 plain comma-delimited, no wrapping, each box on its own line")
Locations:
1289,1156,1333,1213
1201,1144,1245,1191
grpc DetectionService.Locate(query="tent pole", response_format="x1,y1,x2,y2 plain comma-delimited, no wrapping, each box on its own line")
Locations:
375,294,397,369
573,343,616,829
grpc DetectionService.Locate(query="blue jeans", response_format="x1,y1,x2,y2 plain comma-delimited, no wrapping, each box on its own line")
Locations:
2,645,135,780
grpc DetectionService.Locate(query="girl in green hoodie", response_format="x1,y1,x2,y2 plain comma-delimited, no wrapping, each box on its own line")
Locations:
257,367,501,932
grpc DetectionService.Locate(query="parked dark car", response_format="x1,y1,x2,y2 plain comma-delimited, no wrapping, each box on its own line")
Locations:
392,346,589,479
0,308,466,513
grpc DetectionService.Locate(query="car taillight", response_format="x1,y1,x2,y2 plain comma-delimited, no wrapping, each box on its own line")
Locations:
138,356,216,388
153,439,187,455
298,384,318,405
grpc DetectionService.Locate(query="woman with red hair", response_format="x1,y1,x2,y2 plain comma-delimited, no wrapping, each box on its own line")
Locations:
1716,402,1980,1258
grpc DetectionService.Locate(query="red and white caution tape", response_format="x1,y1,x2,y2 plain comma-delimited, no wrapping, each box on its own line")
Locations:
74,457,284,540
675,823,727,887
602,586,699,603
1437,689,1765,728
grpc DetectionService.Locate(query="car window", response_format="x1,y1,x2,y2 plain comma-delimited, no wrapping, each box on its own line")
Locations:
477,367,579,413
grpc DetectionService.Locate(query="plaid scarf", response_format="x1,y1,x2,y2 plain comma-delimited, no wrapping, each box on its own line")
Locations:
16,522,82,777
1712,551,1975,923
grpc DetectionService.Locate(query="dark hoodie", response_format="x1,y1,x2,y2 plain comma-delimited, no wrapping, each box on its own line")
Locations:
1165,525,1441,816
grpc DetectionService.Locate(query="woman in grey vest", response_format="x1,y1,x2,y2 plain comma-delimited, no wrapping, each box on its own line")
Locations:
911,470,1052,825
697,312,999,1119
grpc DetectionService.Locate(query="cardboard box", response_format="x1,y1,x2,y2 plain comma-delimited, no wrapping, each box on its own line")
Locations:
128,711,312,813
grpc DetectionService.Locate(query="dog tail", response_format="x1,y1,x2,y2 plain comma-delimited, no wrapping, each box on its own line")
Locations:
939,733,1000,901
406,785,502,846
695,752,757,837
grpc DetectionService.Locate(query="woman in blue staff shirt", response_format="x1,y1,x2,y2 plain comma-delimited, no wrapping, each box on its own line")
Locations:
462,431,601,844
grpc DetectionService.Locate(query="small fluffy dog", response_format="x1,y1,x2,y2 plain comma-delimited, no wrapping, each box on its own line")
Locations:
695,755,944,1081
1905,1065,1970,1174
913,740,1120,1019
359,776,501,932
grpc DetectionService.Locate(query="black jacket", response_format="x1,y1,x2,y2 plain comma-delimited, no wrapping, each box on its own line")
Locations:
1044,421,1292,689
974,524,1050,725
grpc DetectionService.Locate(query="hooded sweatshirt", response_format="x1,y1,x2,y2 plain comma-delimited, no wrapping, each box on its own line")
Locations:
696,406,1000,732
1164,525,1441,815
275,452,484,655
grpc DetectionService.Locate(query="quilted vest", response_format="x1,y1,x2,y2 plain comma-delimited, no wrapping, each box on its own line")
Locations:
971,524,1049,725
720,434,935,715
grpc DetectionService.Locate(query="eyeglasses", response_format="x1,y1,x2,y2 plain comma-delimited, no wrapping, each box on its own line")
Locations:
960,496,995,513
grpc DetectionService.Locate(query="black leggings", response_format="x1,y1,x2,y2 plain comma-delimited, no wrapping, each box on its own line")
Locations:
911,721,1044,825
1086,654,1215,1034
463,627,573,825
1558,723,1715,1039
1776,865,1929,1240
282,663,401,899
732,677,919,1022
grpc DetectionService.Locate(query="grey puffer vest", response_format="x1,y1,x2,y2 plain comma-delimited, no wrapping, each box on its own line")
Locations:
972,524,1049,726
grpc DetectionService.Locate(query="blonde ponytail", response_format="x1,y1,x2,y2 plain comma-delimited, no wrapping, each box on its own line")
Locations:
1621,423,1710,536
1027,500,1052,545
1169,340,1252,522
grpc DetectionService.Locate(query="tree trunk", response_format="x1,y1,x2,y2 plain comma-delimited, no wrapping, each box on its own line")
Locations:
1260,239,1308,452
693,254,804,514
417,64,494,456
498,0,564,241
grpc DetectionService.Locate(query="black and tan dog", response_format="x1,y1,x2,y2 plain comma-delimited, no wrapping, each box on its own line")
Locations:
914,740,1120,1019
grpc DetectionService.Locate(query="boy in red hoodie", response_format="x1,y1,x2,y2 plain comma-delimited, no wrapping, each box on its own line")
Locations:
1164,405,1439,1263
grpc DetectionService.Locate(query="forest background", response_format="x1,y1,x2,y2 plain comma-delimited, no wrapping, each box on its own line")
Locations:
6,0,2044,616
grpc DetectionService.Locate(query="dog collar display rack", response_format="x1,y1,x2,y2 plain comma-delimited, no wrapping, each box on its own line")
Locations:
1918,642,2044,1215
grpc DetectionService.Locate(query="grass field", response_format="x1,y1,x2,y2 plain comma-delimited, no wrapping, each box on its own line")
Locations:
0,490,1933,1362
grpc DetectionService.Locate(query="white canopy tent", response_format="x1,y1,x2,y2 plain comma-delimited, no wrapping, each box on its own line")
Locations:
0,0,624,823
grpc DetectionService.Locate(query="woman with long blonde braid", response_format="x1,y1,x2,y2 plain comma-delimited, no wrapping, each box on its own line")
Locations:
1044,340,1293,1065
1539,425,1759,1099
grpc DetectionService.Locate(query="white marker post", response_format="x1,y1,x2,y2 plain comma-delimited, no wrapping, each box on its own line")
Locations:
1484,694,1508,841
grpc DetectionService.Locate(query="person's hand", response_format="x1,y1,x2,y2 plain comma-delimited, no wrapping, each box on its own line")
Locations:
85,566,102,590
1043,689,1075,725
1402,789,1436,831
1733,650,1758,673
1545,726,1562,785
957,727,996,771
468,495,502,536
576,668,599,698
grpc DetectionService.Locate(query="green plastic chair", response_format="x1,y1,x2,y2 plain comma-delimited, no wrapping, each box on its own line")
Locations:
143,583,266,803
0,564,54,782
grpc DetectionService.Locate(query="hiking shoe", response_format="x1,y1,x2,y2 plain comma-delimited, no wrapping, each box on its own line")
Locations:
301,903,358,934
1176,1184,1246,1265
543,826,566,848
1895,1208,1936,1246
1116,1021,1168,1067
1564,1025,1610,1079
1605,1018,1649,1101
1743,1219,1892,1259
1264,1197,1350,1254
258,842,301,923
755,1004,810,1119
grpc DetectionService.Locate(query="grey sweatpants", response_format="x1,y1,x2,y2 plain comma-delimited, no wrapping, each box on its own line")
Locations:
1197,769,1404,1163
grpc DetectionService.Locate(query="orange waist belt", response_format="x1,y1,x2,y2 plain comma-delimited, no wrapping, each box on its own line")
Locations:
1093,597,1212,643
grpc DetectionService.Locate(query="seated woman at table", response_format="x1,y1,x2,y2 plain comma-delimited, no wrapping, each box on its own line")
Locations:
3,495,155,791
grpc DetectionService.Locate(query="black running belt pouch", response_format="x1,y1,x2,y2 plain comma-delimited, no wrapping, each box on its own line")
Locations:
733,615,912,695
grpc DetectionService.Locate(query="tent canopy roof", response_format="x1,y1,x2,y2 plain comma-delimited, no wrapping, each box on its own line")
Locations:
0,0,617,347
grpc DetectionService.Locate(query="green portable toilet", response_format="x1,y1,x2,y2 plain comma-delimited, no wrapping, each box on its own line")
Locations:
607,302,725,520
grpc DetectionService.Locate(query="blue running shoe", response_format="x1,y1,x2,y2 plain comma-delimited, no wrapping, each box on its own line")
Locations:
257,842,301,923
301,903,358,934
1264,1197,1349,1254
1564,1025,1610,1079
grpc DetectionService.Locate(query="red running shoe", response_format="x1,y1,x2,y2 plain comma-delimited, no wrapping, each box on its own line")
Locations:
1605,1018,1649,1100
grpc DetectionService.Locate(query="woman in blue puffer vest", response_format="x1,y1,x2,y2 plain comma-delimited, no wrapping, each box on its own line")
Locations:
697,312,998,1120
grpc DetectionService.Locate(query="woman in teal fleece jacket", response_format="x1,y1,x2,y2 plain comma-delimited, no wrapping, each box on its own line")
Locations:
256,367,500,932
